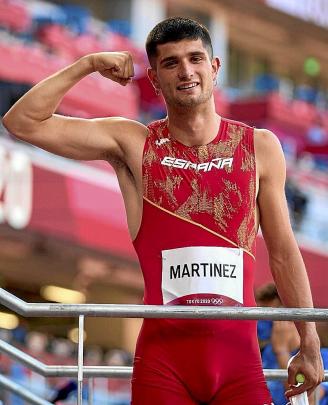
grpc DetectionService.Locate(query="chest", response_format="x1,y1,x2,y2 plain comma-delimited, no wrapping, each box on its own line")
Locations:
143,137,255,211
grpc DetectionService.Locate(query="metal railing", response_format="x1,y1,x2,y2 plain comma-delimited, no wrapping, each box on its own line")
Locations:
0,287,327,405
0,374,53,405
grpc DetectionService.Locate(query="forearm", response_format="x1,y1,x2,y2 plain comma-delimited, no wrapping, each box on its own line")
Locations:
3,55,94,134
276,351,291,369
276,350,293,388
269,243,319,348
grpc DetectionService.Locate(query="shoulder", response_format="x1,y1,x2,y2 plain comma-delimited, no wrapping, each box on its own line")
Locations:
254,128,282,151
92,117,148,165
100,117,148,139
254,128,286,180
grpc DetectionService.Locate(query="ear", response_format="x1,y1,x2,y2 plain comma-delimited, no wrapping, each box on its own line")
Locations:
211,57,221,80
147,67,160,93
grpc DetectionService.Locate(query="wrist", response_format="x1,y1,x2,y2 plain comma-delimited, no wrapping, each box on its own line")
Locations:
299,325,320,351
79,54,96,75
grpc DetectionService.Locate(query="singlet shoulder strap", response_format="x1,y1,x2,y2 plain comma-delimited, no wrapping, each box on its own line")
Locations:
147,118,167,132
222,117,253,130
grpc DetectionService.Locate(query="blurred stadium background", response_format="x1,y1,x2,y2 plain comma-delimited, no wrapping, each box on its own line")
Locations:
0,0,328,403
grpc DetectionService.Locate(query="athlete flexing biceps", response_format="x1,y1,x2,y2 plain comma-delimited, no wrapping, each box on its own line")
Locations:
3,51,147,240
3,16,323,405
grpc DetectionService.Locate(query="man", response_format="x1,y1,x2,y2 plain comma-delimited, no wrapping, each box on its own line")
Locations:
3,16,323,405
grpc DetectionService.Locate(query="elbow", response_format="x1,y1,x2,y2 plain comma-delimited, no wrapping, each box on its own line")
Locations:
2,111,32,141
2,112,21,137
2,112,12,132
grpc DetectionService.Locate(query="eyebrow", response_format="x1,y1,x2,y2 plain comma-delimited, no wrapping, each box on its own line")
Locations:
159,51,207,65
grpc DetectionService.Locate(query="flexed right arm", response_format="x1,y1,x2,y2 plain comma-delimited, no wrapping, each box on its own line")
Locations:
2,52,145,161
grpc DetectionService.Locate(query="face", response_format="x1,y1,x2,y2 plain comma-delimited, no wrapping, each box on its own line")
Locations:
148,38,219,109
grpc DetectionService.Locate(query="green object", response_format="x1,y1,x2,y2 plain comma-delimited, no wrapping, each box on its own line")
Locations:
296,373,305,384
304,57,321,76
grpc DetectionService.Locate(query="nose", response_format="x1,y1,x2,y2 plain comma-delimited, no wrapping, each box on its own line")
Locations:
177,60,193,80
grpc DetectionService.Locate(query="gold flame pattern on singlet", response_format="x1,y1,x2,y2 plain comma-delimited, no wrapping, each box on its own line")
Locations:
175,178,213,220
210,123,244,157
237,176,256,250
155,175,183,206
143,119,257,255
241,144,256,172
213,179,243,233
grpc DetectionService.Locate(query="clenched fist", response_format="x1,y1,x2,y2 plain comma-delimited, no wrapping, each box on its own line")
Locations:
90,52,135,86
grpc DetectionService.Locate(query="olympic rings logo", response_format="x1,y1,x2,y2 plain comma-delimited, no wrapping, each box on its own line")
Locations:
211,298,223,305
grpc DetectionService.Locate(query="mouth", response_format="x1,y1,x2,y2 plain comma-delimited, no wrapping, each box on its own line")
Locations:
176,82,199,91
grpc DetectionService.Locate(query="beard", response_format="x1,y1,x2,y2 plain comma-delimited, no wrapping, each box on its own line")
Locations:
164,86,213,109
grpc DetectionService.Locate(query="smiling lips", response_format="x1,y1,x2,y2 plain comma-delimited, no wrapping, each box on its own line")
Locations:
177,82,199,91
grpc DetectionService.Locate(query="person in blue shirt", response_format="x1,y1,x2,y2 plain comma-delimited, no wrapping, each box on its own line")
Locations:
256,284,300,405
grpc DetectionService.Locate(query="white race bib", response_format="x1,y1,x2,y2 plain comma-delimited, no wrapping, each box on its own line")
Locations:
161,246,243,305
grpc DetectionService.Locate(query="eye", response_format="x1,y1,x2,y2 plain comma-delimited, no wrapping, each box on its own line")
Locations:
191,56,203,63
164,61,177,68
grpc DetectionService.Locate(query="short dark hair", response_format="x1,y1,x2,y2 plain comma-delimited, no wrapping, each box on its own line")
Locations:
146,17,213,67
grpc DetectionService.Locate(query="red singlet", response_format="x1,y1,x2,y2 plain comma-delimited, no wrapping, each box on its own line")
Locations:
132,118,273,405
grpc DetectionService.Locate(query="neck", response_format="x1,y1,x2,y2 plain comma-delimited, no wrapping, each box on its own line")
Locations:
166,101,221,146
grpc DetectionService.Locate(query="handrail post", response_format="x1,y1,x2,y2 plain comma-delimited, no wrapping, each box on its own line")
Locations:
88,378,94,405
77,315,84,405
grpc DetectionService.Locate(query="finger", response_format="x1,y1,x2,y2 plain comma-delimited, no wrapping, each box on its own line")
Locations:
117,77,130,86
285,379,315,398
101,73,125,85
128,54,135,78
285,385,308,398
122,52,133,78
287,366,297,387
126,59,134,79
100,71,120,81
120,55,127,79
123,53,132,79
115,74,131,86
111,65,123,77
